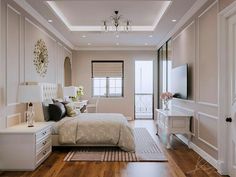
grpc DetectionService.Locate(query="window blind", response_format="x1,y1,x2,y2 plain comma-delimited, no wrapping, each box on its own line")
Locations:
92,61,124,78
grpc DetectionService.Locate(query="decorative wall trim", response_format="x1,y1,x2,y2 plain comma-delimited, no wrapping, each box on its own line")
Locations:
75,46,157,51
197,1,218,106
7,113,21,127
172,105,196,136
64,46,72,55
172,20,195,41
7,103,20,106
197,112,218,151
157,0,207,49
198,0,218,18
13,0,74,49
176,134,218,170
6,4,21,106
197,101,219,107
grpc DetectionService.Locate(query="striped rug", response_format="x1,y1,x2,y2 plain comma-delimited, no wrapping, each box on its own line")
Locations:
64,128,167,162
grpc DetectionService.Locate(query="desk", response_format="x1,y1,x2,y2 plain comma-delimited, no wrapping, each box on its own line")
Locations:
156,109,192,149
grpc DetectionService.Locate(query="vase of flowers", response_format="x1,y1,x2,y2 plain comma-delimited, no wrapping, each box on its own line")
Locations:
160,92,173,110
77,86,84,101
71,86,84,101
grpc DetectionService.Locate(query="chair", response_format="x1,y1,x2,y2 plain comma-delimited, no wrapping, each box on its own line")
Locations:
86,97,99,113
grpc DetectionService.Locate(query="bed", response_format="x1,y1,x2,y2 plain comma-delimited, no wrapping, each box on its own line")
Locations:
34,83,135,152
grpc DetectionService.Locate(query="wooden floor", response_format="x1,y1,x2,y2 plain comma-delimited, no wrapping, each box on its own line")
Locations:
0,120,227,177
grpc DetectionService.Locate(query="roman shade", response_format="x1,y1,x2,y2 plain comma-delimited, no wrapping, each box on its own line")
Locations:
92,61,124,78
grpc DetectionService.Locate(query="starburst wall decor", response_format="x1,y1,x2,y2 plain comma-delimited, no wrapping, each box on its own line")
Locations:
33,39,49,77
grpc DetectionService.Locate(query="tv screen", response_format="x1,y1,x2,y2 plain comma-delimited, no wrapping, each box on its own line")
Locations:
171,64,188,99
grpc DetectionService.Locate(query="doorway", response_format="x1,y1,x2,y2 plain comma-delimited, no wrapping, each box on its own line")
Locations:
135,60,153,119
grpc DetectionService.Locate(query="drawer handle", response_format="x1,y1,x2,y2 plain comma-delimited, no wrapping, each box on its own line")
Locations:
43,151,47,155
42,141,47,145
42,131,47,136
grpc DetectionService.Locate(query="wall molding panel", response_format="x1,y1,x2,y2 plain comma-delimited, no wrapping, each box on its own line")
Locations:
7,113,21,127
197,1,218,105
197,112,218,151
0,0,72,128
6,4,21,106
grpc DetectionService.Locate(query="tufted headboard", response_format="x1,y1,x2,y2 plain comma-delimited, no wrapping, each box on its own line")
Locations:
34,83,63,122
40,83,58,101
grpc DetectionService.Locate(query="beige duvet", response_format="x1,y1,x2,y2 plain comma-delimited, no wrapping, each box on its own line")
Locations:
58,113,135,152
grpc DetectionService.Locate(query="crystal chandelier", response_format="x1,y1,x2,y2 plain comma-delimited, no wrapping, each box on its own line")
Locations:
102,11,132,32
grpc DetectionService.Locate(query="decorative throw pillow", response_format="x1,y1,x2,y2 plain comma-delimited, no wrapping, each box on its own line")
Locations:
65,102,80,117
42,99,53,121
52,98,64,103
49,102,66,121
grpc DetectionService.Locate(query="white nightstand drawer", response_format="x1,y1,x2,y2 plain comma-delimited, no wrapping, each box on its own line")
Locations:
36,126,51,141
36,135,51,153
36,145,51,165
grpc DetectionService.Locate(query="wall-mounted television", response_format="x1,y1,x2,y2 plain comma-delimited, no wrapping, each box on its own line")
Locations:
171,64,188,99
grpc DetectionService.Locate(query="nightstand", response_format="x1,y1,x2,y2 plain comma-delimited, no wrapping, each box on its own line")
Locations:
0,122,54,171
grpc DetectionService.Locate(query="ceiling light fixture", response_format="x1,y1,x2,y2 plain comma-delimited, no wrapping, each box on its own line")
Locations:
88,43,91,45
102,11,131,32
116,43,119,46
48,19,53,23
172,19,177,22
149,35,153,38
82,35,86,38
145,43,148,46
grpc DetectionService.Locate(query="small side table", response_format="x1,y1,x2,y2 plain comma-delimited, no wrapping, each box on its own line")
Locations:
156,109,192,149
74,100,88,112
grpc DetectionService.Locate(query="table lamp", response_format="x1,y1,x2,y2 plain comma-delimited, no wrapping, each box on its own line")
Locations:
63,86,77,101
18,85,43,127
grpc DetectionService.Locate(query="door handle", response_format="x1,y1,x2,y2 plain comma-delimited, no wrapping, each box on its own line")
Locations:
226,117,232,122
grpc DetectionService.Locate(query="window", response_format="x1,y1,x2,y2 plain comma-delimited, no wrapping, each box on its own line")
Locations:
92,61,124,97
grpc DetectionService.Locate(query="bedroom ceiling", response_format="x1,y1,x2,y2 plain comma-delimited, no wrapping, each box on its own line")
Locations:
25,0,198,50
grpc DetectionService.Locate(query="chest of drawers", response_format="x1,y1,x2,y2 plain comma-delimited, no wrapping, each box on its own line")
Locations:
0,122,53,170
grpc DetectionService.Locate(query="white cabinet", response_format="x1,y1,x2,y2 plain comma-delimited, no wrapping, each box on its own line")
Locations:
156,109,192,149
0,122,53,171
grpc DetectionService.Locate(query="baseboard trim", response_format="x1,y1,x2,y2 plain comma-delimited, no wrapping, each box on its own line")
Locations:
176,134,218,170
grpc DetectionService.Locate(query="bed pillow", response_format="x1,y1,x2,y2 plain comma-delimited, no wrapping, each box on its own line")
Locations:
42,99,53,121
49,102,66,121
52,98,64,103
65,102,80,117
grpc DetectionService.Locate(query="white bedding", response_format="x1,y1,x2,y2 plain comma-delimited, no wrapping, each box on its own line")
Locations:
51,113,135,152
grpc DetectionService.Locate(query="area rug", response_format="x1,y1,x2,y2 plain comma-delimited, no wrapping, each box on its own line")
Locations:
64,128,167,162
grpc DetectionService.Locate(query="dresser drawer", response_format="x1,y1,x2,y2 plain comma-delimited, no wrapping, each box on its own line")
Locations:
36,145,51,165
36,126,51,142
36,135,51,153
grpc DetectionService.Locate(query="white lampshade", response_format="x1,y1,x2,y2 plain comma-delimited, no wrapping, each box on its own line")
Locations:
63,86,77,97
18,85,43,103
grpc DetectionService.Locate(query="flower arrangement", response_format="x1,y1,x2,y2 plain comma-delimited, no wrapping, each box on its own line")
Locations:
71,86,84,101
160,92,173,110
77,86,84,97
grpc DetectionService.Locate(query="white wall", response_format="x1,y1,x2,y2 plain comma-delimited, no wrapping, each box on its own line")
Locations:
72,50,157,120
0,0,72,128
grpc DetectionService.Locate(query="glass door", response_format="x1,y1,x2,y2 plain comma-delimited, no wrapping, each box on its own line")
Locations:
135,60,153,119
